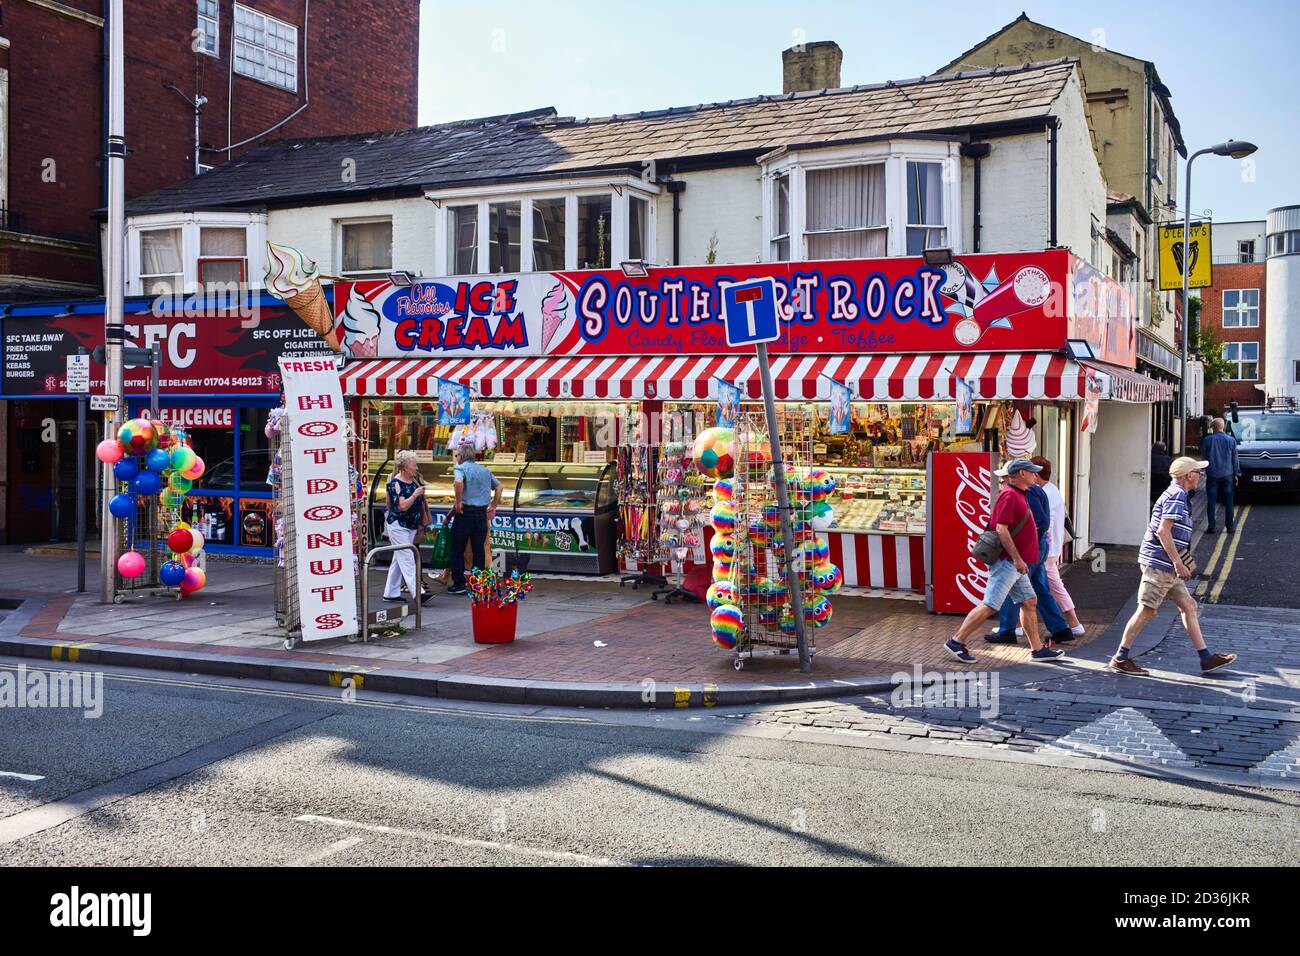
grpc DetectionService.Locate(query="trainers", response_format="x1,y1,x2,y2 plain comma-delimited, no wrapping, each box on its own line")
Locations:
446,585,468,595
1206,526,1218,534
1070,624,1086,636
1109,656,1149,676
420,591,435,605
382,594,404,602
985,630,1018,644
1201,651,1237,673
1031,646,1066,662
1050,628,1075,644
944,638,976,664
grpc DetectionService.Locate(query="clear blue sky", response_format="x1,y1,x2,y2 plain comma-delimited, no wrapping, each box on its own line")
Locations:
418,0,1296,223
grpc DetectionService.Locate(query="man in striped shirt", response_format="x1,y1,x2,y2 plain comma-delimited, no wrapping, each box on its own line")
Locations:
1110,457,1237,676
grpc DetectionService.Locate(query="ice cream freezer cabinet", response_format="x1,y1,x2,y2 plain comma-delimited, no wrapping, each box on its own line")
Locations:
367,460,618,575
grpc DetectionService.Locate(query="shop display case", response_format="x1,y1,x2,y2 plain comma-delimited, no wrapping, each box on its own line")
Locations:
822,466,928,535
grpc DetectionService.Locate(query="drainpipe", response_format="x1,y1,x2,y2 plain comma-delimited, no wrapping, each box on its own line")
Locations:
960,142,990,253
1048,119,1060,248
666,178,685,265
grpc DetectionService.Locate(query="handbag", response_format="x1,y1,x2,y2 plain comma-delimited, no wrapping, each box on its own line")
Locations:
971,509,1031,566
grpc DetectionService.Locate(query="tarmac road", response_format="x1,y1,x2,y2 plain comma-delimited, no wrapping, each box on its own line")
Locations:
0,660,1296,867
1198,496,1300,609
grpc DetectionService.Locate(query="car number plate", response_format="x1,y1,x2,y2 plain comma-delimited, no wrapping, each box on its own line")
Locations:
1252,474,1281,482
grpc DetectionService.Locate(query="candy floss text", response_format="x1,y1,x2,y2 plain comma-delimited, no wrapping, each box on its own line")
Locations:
280,358,359,641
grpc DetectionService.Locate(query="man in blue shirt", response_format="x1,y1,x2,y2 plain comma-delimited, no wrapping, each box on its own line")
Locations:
1200,418,1240,534
1110,456,1237,676
986,459,1072,647
447,444,503,595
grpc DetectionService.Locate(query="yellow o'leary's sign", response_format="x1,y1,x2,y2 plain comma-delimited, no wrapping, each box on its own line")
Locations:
1159,222,1213,291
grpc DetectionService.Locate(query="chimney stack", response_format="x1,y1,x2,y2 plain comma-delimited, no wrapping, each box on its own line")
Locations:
782,41,843,93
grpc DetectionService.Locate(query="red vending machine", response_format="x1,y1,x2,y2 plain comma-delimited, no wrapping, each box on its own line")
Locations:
926,451,996,614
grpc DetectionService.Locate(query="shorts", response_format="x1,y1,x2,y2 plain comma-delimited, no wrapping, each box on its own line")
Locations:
982,558,1035,611
1137,564,1190,609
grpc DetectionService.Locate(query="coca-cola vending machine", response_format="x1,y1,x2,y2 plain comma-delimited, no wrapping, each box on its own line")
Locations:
926,451,996,614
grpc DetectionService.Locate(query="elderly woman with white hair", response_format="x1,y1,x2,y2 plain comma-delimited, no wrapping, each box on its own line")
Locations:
383,449,432,604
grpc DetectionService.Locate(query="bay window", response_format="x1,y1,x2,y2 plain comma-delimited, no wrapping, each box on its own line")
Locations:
488,202,521,273
531,198,565,271
198,227,248,290
125,213,266,297
578,194,612,269
763,140,962,262
449,205,478,274
628,195,649,262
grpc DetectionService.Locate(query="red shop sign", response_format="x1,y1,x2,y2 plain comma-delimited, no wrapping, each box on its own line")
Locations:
157,407,234,428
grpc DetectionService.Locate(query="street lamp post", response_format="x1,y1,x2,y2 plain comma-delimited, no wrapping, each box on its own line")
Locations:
1178,139,1258,451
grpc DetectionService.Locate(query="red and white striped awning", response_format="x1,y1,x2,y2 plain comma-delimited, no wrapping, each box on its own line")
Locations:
1085,361,1174,403
340,352,1092,402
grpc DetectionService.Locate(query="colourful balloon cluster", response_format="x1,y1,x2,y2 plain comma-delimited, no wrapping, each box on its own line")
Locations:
96,415,208,593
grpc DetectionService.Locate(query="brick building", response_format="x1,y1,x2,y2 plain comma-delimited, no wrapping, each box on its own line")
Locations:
1198,261,1268,411
0,0,419,302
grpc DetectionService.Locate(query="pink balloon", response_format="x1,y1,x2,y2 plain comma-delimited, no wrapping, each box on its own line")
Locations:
96,439,124,464
117,551,146,579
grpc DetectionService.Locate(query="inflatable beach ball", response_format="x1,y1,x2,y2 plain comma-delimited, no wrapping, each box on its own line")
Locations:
692,427,736,480
117,418,156,455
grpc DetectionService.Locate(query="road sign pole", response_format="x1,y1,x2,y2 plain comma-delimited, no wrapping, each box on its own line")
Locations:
76,349,88,593
755,341,811,674
101,0,126,604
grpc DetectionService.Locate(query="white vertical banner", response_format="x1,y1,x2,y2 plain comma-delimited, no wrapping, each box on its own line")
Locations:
279,357,358,641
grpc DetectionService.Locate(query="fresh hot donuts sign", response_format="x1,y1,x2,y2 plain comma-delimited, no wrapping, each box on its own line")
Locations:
325,250,1133,364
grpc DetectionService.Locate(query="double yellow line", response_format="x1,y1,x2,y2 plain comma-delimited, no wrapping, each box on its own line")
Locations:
1195,504,1251,603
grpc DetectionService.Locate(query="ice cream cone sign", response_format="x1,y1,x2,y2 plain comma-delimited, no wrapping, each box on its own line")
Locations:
265,241,341,351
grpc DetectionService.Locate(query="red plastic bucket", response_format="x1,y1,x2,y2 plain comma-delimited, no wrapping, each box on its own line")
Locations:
471,601,519,644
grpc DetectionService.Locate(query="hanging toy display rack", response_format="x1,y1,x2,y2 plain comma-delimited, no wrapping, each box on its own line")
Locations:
616,405,666,590
650,439,706,604
726,408,819,670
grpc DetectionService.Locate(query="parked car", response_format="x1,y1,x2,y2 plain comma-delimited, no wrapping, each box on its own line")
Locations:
200,449,274,492
1226,402,1300,499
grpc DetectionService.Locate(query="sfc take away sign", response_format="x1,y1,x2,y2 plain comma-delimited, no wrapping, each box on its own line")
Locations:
280,357,358,641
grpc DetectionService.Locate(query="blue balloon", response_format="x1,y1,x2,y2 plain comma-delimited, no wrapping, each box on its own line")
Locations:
113,458,139,482
108,493,136,519
145,449,171,472
159,560,187,587
132,471,162,495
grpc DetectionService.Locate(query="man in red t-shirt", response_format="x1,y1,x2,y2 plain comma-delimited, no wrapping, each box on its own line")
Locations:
943,459,1065,664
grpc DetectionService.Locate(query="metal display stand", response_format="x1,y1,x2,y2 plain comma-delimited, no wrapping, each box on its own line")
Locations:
650,442,706,604
728,409,817,670
616,437,665,590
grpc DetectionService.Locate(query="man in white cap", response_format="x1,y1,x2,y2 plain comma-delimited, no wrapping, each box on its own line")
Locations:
943,458,1066,664
1110,456,1237,675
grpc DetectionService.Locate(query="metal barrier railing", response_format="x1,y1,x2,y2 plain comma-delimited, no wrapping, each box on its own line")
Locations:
359,542,423,643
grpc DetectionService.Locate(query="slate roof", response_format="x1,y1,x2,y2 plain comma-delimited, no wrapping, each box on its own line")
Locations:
125,59,1078,216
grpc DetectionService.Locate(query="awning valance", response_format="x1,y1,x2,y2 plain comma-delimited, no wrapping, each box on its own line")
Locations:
1085,361,1174,403
340,352,1095,402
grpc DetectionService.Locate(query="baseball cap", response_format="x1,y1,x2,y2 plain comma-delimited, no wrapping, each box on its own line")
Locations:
994,458,1043,477
1169,456,1209,479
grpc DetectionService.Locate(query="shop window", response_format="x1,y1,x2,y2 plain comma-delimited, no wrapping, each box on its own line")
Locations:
770,173,791,262
234,3,298,92
578,194,611,269
1221,289,1259,328
488,201,521,273
189,426,239,490
906,161,947,255
449,205,478,274
628,195,649,262
339,219,392,277
805,164,887,259
238,407,274,491
1222,341,1259,381
139,228,184,296
531,198,565,271
197,0,219,57
198,227,248,290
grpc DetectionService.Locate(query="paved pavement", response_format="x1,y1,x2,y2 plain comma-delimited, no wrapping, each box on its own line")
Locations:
1,658,1295,866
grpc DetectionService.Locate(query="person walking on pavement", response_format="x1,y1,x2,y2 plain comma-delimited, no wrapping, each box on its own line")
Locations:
944,459,1066,664
1034,456,1088,638
383,449,434,605
987,455,1074,647
447,443,503,595
1201,418,1240,534
1150,441,1173,505
1109,457,1237,676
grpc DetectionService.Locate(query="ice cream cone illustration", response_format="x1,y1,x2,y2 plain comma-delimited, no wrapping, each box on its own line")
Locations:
340,285,382,357
540,282,569,353
265,241,340,351
1004,409,1037,458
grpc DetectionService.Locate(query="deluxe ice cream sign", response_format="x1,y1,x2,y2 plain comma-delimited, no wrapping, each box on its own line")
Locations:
267,245,1127,359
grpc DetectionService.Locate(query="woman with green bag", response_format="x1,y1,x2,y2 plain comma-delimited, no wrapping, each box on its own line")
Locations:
382,450,434,605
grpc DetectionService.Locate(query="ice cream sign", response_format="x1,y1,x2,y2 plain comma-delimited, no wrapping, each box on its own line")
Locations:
266,244,1128,359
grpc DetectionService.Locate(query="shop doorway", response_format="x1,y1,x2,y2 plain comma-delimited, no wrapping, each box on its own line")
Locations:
1089,403,1152,547
4,401,101,544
